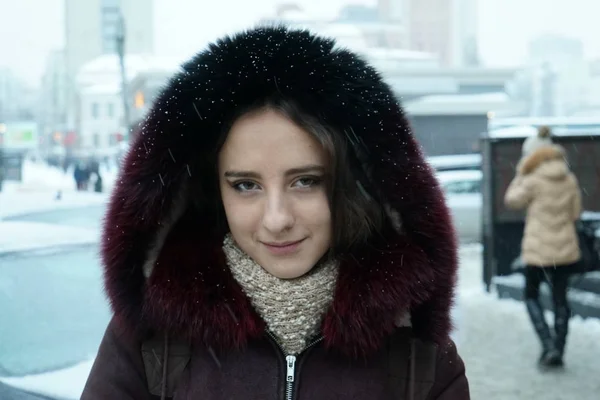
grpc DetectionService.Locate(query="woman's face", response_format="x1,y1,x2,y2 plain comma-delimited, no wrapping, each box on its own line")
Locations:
218,109,332,279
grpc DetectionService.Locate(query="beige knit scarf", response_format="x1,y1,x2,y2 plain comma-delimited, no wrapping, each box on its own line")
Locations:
223,234,339,355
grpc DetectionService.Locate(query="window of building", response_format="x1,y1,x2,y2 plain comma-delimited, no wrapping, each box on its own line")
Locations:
93,133,101,147
107,103,115,118
102,0,121,8
101,1,122,54
91,102,100,119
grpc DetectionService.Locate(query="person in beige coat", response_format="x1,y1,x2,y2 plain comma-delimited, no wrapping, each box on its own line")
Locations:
505,144,582,368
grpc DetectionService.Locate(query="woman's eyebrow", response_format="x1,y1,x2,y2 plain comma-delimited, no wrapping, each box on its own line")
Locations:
224,164,325,179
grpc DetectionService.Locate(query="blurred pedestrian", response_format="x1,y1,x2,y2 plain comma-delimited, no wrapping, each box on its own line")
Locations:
73,161,87,191
82,26,469,399
522,125,553,158
505,144,582,368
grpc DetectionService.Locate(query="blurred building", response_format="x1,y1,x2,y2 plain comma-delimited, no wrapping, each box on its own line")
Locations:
39,50,69,153
64,0,154,131
78,82,123,155
336,3,407,49
74,54,180,156
528,34,589,116
585,61,600,113
506,34,591,117
0,68,37,122
378,0,479,67
128,64,182,125
404,92,524,155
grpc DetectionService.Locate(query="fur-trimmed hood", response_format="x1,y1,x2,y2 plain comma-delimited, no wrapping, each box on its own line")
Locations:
102,26,458,358
519,145,568,178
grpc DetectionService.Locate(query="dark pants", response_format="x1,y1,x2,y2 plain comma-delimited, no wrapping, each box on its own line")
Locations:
524,265,572,307
524,264,575,358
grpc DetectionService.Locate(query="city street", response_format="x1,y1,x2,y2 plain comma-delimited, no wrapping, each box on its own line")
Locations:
456,247,600,400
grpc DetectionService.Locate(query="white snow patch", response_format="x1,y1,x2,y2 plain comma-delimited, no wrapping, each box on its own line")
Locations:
0,159,115,218
0,359,94,400
0,191,109,219
0,221,98,253
15,159,117,192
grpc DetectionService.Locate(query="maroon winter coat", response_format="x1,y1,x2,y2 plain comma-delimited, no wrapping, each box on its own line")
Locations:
82,26,469,399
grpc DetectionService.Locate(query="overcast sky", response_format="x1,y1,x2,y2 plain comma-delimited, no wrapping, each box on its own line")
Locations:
1,0,600,85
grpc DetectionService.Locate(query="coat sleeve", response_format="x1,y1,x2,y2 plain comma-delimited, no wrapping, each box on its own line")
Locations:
81,317,154,400
504,174,533,210
426,340,470,400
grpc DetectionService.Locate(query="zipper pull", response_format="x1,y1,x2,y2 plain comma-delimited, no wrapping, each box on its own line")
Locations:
286,355,296,382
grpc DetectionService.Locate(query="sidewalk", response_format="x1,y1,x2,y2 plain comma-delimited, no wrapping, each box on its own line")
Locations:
0,160,115,219
456,247,600,400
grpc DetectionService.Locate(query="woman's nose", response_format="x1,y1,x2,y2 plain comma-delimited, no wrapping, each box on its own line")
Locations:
262,193,294,234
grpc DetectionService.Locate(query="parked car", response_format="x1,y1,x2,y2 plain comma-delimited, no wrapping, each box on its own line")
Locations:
427,153,481,172
436,169,482,242
0,221,110,400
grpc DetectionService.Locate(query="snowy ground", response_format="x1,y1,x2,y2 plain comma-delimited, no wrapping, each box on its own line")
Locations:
456,246,600,400
0,221,99,253
0,160,114,219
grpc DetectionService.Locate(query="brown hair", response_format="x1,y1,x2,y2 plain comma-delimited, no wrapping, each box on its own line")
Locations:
538,125,552,138
208,96,385,255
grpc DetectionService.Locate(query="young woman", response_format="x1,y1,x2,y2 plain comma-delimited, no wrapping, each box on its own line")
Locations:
505,144,582,368
82,26,469,399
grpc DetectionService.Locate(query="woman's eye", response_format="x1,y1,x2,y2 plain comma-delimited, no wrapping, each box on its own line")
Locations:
233,181,259,192
294,177,321,188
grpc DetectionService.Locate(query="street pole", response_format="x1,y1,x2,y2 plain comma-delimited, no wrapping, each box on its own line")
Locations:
115,10,131,142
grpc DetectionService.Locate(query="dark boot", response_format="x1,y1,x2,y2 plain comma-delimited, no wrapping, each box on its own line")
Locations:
551,305,570,367
525,299,560,366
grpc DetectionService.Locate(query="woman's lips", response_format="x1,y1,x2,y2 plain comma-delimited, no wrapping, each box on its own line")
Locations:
262,239,305,255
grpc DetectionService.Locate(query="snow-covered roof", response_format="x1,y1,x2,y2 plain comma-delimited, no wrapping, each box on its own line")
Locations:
405,92,513,116
488,116,600,129
487,125,538,139
386,77,458,95
80,82,122,95
436,169,482,184
428,154,482,170
487,116,600,138
419,92,509,104
76,54,183,88
367,48,438,61
319,23,368,51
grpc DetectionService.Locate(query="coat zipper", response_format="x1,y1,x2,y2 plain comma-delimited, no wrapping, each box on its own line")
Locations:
267,331,323,400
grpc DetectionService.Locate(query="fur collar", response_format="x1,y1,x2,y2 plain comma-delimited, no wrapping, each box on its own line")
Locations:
519,145,566,175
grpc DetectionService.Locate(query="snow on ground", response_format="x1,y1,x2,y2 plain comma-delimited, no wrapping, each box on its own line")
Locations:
456,246,600,400
0,221,99,253
9,158,117,193
0,160,114,219
0,190,109,220
0,360,94,400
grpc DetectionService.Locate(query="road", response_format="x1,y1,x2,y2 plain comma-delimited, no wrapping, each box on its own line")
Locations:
0,382,55,400
1,206,110,399
0,245,111,381
3,205,106,231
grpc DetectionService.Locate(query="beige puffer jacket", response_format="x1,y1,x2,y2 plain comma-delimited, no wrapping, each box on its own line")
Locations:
504,145,582,267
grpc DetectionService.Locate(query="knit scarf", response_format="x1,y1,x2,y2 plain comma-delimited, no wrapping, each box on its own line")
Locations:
223,234,339,355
